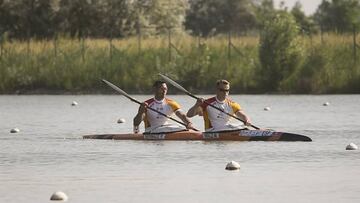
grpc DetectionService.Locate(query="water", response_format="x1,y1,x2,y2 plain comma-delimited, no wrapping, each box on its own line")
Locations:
1,95,360,203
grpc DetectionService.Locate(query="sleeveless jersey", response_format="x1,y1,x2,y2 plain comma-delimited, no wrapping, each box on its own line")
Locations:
144,98,181,128
201,97,241,131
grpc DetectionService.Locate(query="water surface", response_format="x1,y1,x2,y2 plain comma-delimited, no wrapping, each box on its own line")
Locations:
1,95,359,202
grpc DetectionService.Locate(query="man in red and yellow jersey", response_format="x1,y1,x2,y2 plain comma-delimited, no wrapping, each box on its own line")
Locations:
187,79,252,132
133,80,194,133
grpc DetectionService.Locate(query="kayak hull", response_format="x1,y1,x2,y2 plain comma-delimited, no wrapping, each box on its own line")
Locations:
83,130,312,142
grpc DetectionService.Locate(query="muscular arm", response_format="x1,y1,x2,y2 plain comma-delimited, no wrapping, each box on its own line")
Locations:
235,110,251,126
187,98,204,117
133,103,147,126
175,110,192,126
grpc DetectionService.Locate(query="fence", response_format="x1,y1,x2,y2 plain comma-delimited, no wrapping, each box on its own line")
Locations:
0,28,359,73
0,28,359,94
317,24,359,65
353,25,360,64
1,28,358,66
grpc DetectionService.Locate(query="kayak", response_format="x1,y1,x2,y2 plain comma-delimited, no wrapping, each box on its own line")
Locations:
83,129,312,142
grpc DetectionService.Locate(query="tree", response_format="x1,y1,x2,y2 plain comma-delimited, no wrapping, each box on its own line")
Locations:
2,0,55,39
0,0,10,35
1,0,189,39
132,0,188,36
253,0,276,28
291,1,316,34
259,11,304,91
56,0,101,38
96,0,134,38
185,0,257,36
314,0,360,33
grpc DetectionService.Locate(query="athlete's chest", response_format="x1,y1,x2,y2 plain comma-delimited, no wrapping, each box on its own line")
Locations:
206,102,233,117
147,102,172,115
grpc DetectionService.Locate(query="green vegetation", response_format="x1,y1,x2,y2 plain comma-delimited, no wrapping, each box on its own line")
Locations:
259,11,304,92
0,0,359,94
0,34,359,94
1,0,359,39
314,0,360,33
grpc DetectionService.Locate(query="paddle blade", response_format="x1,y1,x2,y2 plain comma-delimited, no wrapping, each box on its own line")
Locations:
159,73,189,93
102,79,127,95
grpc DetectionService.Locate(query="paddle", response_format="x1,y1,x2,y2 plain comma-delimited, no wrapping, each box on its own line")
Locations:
158,73,260,130
101,79,199,131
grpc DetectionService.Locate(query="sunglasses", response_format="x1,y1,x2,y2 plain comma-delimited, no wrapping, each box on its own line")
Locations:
218,88,230,92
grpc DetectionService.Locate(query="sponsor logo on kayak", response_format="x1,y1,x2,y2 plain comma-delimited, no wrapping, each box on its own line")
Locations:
203,133,220,139
144,134,166,140
240,130,273,137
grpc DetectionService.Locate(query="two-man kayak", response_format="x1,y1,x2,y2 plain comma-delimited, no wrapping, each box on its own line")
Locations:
92,79,312,142
83,129,312,142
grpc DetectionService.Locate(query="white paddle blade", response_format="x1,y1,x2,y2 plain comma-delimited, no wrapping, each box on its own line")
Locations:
102,79,131,98
159,73,189,93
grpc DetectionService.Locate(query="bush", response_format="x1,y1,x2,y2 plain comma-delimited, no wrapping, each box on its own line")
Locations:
259,11,304,92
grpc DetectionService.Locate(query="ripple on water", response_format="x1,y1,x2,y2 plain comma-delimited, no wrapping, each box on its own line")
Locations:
1,95,360,203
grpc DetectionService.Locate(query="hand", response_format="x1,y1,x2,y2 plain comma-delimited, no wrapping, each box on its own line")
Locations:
186,122,194,130
244,117,252,126
236,111,252,127
195,98,204,107
139,102,148,114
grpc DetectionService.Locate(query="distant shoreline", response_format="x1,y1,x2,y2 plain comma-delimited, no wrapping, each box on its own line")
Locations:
1,35,359,94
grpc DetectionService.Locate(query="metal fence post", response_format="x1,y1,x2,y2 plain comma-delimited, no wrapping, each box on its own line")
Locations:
0,33,3,59
320,24,324,44
109,38,113,62
81,37,85,62
228,31,244,59
27,31,30,58
53,34,57,58
137,15,141,54
227,31,231,61
353,24,357,64
168,28,171,62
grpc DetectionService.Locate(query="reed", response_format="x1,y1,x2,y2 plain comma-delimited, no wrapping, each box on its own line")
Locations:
0,34,358,94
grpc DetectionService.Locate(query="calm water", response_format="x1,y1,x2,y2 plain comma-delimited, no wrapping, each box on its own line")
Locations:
1,95,360,203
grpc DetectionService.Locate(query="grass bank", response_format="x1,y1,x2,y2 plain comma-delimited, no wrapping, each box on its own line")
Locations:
0,34,359,94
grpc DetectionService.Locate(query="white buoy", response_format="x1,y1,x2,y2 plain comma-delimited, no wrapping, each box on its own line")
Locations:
225,161,240,170
71,101,78,106
117,118,126,123
323,102,330,106
10,128,20,133
346,143,358,150
264,107,271,111
50,191,68,201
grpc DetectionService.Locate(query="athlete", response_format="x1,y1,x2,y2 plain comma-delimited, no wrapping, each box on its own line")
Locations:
133,80,194,133
187,79,251,132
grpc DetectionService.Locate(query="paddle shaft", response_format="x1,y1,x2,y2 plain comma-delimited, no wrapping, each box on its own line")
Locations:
159,74,260,130
102,79,198,131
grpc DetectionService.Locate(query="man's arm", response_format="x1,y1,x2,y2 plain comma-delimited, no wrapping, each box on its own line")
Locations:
133,102,147,127
235,110,251,126
187,98,204,117
175,110,194,129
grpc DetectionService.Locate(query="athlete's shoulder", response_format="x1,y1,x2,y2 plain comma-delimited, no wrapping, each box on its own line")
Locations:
202,97,216,108
205,97,216,103
226,98,241,110
165,98,180,110
226,97,238,104
145,98,155,104
165,97,175,102
165,98,179,104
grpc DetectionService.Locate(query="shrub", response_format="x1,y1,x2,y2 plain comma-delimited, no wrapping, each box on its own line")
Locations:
259,11,304,92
